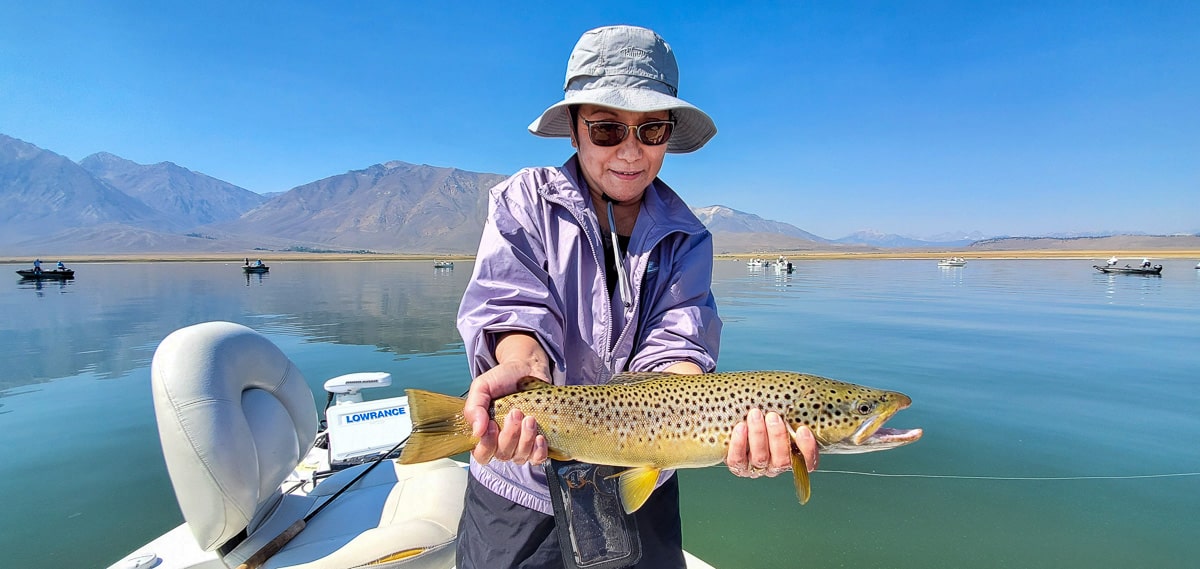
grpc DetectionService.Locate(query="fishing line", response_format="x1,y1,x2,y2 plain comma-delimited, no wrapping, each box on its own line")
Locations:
820,470,1200,481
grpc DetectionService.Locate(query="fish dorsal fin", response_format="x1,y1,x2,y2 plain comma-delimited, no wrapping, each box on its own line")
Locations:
607,372,673,385
516,376,552,391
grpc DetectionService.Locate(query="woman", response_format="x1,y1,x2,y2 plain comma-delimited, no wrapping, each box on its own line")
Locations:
456,25,818,568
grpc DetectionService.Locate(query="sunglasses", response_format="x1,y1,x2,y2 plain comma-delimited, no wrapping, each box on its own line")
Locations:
580,117,676,147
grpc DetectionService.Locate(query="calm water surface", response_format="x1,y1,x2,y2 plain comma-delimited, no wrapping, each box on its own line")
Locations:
2,259,1198,568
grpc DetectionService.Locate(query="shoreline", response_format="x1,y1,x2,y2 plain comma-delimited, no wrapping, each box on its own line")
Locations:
3,250,1199,264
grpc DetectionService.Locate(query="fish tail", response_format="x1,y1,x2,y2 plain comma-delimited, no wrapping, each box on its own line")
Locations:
397,389,477,464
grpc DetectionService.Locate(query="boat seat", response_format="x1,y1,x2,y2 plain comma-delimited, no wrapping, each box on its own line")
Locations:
152,321,465,569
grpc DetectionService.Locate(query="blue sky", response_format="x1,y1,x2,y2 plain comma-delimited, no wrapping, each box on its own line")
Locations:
2,1,1196,239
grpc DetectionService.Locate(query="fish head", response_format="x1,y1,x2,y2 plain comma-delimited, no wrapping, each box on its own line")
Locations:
803,380,923,455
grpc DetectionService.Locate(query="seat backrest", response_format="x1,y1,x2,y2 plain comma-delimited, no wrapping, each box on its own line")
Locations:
151,321,318,551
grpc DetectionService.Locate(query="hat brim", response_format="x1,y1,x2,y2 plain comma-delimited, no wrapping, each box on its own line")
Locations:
528,88,716,154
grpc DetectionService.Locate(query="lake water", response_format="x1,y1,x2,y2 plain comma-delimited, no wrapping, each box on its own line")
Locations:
2,259,1198,569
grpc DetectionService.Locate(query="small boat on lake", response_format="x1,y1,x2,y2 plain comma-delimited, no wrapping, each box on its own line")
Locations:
1093,264,1162,275
433,260,454,269
938,257,967,267
774,256,794,274
16,269,75,280
242,259,269,273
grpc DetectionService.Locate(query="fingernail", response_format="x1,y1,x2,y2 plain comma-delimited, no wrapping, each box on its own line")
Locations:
767,413,781,425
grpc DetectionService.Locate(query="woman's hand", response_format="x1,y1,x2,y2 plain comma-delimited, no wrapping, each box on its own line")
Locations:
726,408,819,478
464,333,551,466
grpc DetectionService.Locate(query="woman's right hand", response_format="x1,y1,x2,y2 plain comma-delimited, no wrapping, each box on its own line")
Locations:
464,333,551,466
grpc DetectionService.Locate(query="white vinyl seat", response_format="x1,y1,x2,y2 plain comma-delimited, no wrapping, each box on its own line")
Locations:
151,321,465,569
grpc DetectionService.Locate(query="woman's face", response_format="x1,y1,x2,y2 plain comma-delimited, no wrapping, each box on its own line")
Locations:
571,104,670,205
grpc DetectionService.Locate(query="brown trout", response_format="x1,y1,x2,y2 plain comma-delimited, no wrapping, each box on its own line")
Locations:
399,371,922,513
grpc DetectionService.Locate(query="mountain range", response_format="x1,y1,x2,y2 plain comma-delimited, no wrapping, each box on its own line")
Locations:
2,133,1196,256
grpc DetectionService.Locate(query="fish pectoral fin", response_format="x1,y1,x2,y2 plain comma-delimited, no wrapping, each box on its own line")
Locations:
615,467,661,514
790,449,811,505
784,421,813,505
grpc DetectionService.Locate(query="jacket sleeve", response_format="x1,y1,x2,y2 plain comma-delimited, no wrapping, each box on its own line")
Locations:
628,230,721,373
457,180,566,379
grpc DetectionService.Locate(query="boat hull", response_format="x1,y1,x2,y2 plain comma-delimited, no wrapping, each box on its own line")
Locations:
1093,265,1162,275
17,269,74,279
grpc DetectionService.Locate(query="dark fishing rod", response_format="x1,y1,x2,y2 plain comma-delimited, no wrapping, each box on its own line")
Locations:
235,433,410,569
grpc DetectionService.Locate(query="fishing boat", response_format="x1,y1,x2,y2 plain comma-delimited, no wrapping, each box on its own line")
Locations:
16,269,75,280
774,257,794,274
937,257,966,267
108,322,716,569
243,264,269,274
1093,264,1162,275
433,260,454,269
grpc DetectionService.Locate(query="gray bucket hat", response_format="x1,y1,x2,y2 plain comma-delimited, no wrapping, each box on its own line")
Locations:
528,25,717,154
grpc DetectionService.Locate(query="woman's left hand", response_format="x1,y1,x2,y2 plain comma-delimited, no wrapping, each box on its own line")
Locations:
726,408,819,478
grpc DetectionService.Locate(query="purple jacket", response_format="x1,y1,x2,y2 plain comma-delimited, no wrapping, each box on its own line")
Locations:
457,157,722,514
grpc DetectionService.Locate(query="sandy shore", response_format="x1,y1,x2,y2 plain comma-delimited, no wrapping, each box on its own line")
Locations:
3,250,1199,264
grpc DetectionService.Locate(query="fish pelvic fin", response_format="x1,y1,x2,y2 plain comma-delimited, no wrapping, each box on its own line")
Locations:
790,448,811,505
614,467,662,514
397,389,476,464
546,448,573,461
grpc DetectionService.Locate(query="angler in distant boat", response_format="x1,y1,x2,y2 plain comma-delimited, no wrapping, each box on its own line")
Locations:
17,258,75,280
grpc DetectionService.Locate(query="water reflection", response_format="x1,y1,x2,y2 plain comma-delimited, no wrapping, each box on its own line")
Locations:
245,271,268,286
938,264,965,286
0,261,474,391
17,276,75,297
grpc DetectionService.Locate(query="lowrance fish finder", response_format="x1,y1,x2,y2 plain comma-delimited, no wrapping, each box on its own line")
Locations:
322,372,413,468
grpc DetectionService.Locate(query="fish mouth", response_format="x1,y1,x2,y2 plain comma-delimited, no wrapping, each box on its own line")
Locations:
865,427,923,446
829,427,923,455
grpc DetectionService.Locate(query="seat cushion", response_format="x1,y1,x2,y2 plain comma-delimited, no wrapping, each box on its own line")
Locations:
152,321,318,550
222,459,466,569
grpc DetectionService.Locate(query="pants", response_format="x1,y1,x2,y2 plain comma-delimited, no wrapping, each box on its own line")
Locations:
456,474,685,569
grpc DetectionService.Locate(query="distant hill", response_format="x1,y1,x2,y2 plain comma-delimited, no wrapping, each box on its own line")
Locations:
693,205,828,241
835,229,993,248
218,161,508,253
969,234,1200,250
2,132,1194,256
0,134,179,246
79,152,266,227
691,205,851,254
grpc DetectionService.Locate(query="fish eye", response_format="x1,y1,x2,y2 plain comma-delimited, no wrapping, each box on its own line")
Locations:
855,401,876,415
